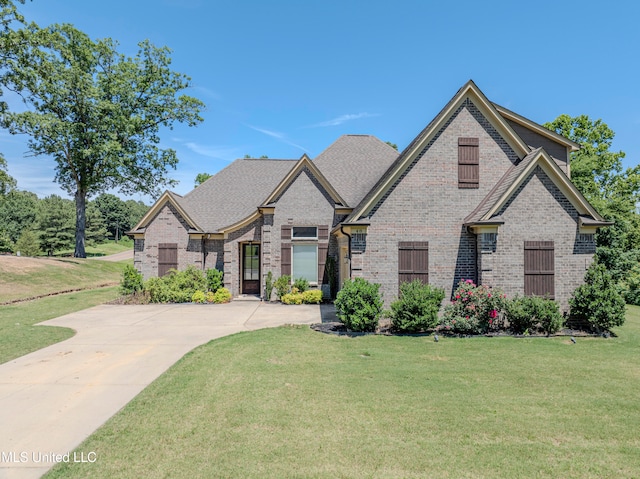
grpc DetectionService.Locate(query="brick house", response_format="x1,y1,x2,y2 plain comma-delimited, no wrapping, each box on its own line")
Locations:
129,81,610,310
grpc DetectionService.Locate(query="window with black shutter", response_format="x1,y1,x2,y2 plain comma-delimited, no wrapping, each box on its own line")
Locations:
524,241,555,298
458,137,479,188
398,241,429,287
158,243,178,277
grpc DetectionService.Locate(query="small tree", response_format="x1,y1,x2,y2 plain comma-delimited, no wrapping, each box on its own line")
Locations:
14,229,40,256
334,278,383,332
274,275,291,299
205,268,223,293
120,264,143,295
569,263,625,332
390,280,444,333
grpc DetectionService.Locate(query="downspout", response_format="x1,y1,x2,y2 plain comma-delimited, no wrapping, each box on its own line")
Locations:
340,225,352,279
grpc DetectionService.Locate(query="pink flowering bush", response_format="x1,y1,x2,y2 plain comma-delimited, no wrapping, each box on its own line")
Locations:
440,279,508,334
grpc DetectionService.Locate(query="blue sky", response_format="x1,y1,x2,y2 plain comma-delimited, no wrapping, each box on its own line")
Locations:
2,0,638,203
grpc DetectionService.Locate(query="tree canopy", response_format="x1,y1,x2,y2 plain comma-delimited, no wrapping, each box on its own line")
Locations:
194,172,212,187
544,114,640,216
0,20,205,257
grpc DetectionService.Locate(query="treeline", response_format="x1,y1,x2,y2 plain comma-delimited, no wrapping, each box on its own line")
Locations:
0,190,148,256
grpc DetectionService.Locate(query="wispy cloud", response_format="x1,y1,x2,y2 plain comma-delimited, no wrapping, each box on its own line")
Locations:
192,85,221,101
172,137,238,161
304,112,379,128
246,125,308,152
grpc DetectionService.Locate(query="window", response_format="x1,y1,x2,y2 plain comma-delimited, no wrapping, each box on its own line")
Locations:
458,137,479,188
292,226,317,239
398,241,429,286
158,243,177,277
243,244,259,281
524,241,554,298
293,244,318,283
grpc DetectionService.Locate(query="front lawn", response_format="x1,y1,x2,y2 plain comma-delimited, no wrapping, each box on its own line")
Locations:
46,306,640,478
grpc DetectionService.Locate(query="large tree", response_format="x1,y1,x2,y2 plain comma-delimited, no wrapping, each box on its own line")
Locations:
0,23,204,257
544,114,640,216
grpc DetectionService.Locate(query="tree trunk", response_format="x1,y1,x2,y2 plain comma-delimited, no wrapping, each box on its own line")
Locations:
74,189,87,258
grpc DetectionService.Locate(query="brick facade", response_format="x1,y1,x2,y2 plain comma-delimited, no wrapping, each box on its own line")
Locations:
134,82,602,312
134,203,202,278
359,100,521,305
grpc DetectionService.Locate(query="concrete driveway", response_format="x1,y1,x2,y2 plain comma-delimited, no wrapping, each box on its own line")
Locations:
0,301,322,479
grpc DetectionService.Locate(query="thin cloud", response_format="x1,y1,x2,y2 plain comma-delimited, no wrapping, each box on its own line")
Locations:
192,85,221,101
172,137,238,161
305,112,380,128
246,125,308,152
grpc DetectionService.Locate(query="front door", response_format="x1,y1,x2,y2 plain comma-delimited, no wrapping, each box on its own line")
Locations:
242,243,260,295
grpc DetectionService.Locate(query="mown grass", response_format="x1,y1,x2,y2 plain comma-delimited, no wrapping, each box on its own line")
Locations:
0,286,121,364
0,257,126,303
46,307,640,479
56,238,133,257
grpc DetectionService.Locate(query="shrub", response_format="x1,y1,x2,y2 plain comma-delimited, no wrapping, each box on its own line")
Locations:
440,280,507,335
293,277,310,293
0,232,14,253
14,230,40,257
192,290,206,303
506,295,563,335
274,275,291,299
569,263,625,332
389,280,444,333
206,291,215,303
281,292,303,305
301,289,323,304
621,263,640,306
144,266,207,303
265,271,274,301
334,278,383,332
212,287,232,304
206,268,224,293
120,264,144,295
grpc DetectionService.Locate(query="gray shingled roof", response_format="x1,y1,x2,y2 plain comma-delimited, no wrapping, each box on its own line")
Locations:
180,158,297,232
464,148,542,224
313,135,399,207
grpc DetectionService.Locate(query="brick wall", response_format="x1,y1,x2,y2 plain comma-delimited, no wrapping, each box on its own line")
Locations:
486,166,595,311
358,99,519,305
136,203,202,279
270,168,336,293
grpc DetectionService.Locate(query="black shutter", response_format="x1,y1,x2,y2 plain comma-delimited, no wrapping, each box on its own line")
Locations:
458,137,479,189
524,241,554,298
398,241,429,286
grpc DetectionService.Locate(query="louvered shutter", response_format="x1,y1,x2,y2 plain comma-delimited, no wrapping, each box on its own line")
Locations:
398,241,429,286
458,137,479,189
524,241,555,298
158,243,178,277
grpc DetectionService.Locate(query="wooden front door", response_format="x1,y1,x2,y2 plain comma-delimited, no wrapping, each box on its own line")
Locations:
242,243,260,295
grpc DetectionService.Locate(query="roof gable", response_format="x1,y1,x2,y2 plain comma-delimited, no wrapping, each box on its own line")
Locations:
262,154,346,207
346,80,532,222
465,148,607,226
129,190,203,234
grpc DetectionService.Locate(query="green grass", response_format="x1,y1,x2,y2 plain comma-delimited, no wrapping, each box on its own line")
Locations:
0,286,121,364
0,257,126,303
46,307,640,479
55,238,134,258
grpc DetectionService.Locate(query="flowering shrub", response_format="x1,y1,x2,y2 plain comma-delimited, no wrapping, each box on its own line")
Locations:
440,279,507,334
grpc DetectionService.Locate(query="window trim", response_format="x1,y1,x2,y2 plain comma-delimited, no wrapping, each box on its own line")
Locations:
292,226,318,240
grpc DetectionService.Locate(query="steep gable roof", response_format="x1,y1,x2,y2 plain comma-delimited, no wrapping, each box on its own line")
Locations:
262,154,347,207
313,135,399,207
128,190,204,234
464,148,609,226
344,80,532,223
